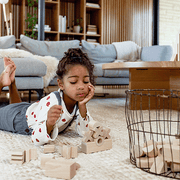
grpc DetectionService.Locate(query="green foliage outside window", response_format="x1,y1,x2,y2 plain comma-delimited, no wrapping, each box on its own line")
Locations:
24,0,38,39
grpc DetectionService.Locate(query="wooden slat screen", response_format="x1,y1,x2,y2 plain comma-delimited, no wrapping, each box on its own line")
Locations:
102,0,153,47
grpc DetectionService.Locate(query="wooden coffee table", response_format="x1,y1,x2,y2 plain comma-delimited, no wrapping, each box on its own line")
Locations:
102,61,180,90
102,61,180,109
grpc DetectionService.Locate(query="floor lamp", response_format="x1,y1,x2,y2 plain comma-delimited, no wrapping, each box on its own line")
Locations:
0,0,12,36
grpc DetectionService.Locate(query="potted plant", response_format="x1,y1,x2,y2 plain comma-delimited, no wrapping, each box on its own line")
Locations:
73,18,80,33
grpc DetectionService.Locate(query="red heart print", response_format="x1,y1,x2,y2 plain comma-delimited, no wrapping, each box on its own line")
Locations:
47,135,49,138
62,119,66,122
39,128,41,133
47,96,50,100
36,139,39,142
78,122,80,126
32,131,35,135
46,102,50,107
86,124,88,128
34,114,36,118
31,112,34,115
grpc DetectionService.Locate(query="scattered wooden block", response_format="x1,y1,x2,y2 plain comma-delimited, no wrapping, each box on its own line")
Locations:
43,145,55,153
136,157,154,168
62,145,71,159
150,155,168,174
131,144,145,158
30,148,37,160
10,149,24,164
43,159,80,179
71,146,78,159
164,144,180,163
81,139,112,154
142,145,158,158
94,137,104,146
40,154,55,169
24,149,31,163
171,162,180,172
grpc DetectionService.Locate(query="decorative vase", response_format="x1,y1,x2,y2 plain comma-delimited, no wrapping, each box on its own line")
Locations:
73,25,80,33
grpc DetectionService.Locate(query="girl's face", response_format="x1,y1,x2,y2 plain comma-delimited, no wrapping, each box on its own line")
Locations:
57,64,90,104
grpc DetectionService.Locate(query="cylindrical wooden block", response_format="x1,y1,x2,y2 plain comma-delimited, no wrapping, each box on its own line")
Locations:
95,137,104,146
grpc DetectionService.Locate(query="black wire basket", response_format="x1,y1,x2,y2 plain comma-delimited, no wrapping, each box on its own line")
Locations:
125,89,180,179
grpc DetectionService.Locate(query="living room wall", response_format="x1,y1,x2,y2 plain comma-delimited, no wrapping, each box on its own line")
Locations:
159,0,180,54
102,0,153,47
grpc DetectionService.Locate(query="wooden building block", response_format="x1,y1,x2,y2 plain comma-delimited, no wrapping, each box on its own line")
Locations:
40,154,55,169
131,144,144,158
82,131,94,143
24,149,31,163
136,157,154,168
150,155,168,174
81,139,112,154
30,148,37,160
142,145,158,158
164,144,180,163
44,159,79,179
102,127,111,139
62,145,71,159
43,145,55,153
143,139,157,147
171,162,180,172
71,146,78,158
11,149,24,156
94,137,104,146
89,120,101,131
92,126,104,138
10,149,24,164
11,155,24,161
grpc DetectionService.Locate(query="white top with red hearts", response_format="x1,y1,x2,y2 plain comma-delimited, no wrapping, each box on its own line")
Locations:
26,89,92,146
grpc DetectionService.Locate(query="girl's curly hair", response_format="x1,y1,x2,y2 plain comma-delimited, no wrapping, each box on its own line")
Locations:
56,48,95,85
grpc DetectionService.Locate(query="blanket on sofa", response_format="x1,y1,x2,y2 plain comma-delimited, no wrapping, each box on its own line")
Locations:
0,48,58,87
112,41,142,62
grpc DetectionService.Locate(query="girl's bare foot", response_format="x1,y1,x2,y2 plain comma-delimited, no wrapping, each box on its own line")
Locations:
0,65,12,88
3,57,16,83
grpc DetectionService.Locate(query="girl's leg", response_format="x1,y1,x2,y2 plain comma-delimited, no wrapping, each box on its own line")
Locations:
0,57,22,103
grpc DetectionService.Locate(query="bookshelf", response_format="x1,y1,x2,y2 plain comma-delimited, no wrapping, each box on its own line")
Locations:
0,0,102,43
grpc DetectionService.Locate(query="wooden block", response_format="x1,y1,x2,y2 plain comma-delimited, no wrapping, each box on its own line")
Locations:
43,145,55,153
164,144,180,163
102,127,111,139
44,159,78,179
30,148,37,160
171,162,180,172
41,154,55,169
136,157,154,168
131,144,144,158
11,155,24,161
142,145,158,158
62,145,71,159
11,149,24,156
92,126,104,138
71,146,78,158
150,155,168,174
82,131,94,143
94,137,104,146
173,139,180,146
24,149,31,163
89,120,101,131
143,139,157,147
81,139,112,154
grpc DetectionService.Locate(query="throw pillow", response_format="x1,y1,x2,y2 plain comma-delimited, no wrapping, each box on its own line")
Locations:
0,35,16,49
20,35,80,60
81,40,117,64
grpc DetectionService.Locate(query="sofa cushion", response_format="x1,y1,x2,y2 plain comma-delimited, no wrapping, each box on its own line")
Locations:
0,35,16,49
81,40,117,64
141,45,173,61
0,57,47,76
20,35,80,60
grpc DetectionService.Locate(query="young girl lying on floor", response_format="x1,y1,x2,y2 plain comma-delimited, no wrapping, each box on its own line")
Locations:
0,48,95,146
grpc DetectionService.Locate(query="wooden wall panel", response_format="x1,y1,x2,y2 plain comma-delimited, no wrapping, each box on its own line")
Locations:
102,0,153,47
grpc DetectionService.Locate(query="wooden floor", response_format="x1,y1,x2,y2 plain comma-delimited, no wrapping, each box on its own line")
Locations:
0,85,128,104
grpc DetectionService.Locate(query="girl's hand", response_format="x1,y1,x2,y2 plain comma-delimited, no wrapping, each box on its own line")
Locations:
46,105,63,134
79,83,95,105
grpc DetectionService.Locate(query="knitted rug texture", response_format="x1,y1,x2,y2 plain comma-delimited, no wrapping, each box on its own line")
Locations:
0,97,171,180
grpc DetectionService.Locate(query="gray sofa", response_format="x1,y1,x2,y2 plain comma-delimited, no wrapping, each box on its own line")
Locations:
0,35,173,101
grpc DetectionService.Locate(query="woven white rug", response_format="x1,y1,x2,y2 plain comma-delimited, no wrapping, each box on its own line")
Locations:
0,97,170,180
